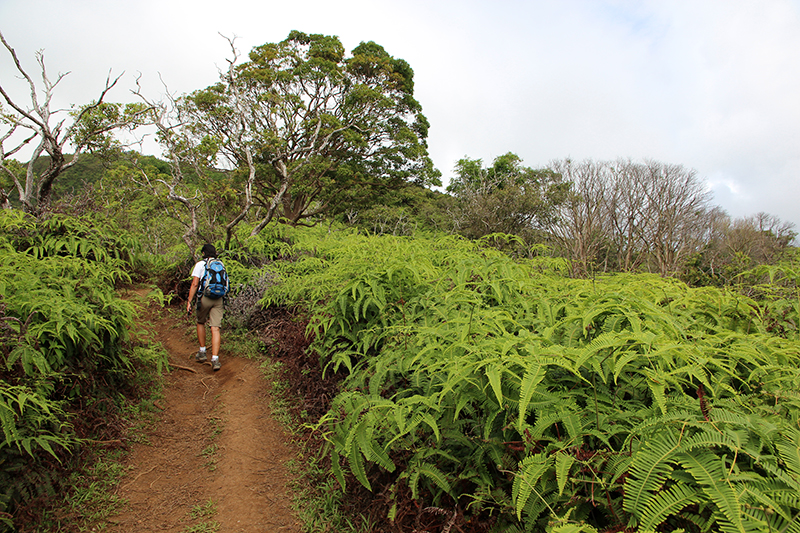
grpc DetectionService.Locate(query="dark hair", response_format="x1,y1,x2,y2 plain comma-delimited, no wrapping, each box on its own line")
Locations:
201,244,217,258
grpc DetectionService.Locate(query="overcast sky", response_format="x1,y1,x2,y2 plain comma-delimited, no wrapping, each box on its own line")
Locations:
2,0,800,230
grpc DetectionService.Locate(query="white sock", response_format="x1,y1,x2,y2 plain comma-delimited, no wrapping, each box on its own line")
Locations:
199,347,206,353
211,355,219,361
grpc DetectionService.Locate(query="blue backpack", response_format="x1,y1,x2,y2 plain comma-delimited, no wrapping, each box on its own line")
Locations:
200,258,230,299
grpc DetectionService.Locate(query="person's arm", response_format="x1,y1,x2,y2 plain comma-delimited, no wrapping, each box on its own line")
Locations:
186,276,200,314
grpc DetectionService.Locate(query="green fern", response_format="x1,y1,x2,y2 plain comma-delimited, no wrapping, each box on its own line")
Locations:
624,430,681,517
513,453,552,520
676,451,748,533
260,228,800,531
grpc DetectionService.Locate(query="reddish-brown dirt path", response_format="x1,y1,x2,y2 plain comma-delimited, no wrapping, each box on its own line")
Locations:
107,299,303,532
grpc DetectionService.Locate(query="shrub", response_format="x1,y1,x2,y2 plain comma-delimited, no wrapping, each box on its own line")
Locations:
0,211,167,530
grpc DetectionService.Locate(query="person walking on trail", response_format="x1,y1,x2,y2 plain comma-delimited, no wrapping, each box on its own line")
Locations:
186,244,229,371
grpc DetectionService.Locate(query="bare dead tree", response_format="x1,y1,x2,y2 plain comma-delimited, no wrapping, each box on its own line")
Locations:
549,158,715,277
217,35,257,248
0,30,151,215
131,35,259,253
722,212,796,266
550,159,611,277
637,160,712,276
605,159,648,272
131,76,204,252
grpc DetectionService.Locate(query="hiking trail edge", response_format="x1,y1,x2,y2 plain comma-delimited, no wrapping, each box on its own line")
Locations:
107,294,302,532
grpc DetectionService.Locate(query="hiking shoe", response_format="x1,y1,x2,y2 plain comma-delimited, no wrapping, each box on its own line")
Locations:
196,351,207,363
212,359,221,371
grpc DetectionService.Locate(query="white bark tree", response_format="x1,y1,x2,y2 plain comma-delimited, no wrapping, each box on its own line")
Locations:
0,31,150,215
179,31,438,239
131,35,258,251
135,32,438,252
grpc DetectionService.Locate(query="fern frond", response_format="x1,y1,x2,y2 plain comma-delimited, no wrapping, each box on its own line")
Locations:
517,362,545,433
347,425,370,490
679,428,742,454
355,418,395,473
547,522,599,533
555,452,575,496
405,460,452,500
624,431,680,516
513,453,552,520
636,483,702,531
484,362,505,407
675,451,747,533
776,429,800,479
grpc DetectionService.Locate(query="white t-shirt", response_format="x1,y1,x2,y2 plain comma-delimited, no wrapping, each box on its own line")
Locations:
191,260,206,280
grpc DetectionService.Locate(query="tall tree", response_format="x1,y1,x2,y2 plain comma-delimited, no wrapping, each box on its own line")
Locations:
549,159,613,276
551,158,715,277
447,152,569,241
604,159,649,271
637,160,713,276
0,31,149,215
158,31,439,248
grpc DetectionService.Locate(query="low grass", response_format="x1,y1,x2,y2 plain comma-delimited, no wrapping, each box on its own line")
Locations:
183,499,220,532
30,351,165,532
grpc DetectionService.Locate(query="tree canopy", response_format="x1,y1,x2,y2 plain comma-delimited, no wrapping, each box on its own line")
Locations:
447,152,570,241
158,31,440,247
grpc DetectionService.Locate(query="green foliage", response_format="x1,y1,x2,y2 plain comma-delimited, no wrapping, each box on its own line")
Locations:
24,153,107,203
346,184,456,237
447,152,570,243
0,210,167,531
263,228,800,532
1,211,140,266
179,30,440,234
0,384,73,459
83,155,188,256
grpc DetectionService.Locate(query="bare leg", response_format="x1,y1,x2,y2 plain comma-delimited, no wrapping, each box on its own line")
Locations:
210,326,221,357
197,323,206,349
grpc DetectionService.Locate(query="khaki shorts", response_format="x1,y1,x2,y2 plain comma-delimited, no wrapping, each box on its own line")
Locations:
196,295,224,328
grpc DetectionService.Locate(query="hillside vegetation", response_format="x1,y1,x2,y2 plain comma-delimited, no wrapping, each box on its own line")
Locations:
0,209,799,532
0,212,168,530
256,226,800,532
2,29,800,533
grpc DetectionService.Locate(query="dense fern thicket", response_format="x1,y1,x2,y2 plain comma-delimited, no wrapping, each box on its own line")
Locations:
0,211,167,531
262,227,800,533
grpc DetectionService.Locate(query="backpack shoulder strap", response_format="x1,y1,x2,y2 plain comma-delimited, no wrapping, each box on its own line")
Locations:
198,258,212,297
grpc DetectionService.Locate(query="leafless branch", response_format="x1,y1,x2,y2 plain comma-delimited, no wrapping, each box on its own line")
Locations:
1,30,150,214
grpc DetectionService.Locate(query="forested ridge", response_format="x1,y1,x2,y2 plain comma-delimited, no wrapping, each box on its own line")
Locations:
1,29,800,533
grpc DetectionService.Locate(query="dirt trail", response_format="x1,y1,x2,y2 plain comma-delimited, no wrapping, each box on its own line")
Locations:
108,300,302,532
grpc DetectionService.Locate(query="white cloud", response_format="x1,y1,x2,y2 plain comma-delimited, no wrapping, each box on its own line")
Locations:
2,0,800,229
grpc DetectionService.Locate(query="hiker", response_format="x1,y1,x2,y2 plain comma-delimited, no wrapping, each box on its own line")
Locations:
186,243,229,371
